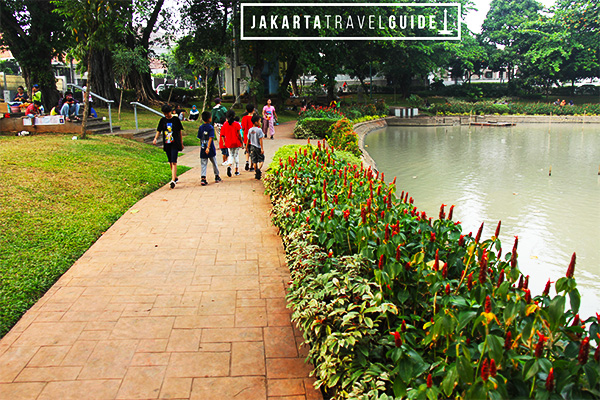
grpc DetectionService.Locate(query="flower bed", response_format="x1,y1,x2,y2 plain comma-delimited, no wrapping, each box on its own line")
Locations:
265,143,600,399
432,101,600,116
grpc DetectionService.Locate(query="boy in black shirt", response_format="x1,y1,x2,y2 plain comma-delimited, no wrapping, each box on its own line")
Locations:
197,111,222,186
153,104,184,188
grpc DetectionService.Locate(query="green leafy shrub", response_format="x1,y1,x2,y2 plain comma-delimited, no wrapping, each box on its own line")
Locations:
408,94,423,108
432,100,600,116
326,118,361,157
298,106,344,122
265,144,600,399
293,123,319,140
300,118,340,139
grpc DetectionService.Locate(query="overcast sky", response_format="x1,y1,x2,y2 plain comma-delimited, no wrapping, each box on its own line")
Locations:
464,0,556,33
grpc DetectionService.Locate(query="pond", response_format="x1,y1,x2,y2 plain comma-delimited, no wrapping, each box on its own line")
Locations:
365,123,600,318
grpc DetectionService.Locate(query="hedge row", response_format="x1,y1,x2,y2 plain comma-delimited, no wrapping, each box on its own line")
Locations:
432,101,600,116
265,143,600,399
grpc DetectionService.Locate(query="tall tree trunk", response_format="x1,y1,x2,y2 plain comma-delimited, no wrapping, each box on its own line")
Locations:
279,56,298,103
0,1,62,111
89,48,119,104
81,50,92,139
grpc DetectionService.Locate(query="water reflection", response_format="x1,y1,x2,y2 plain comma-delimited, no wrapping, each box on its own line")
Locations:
365,124,600,317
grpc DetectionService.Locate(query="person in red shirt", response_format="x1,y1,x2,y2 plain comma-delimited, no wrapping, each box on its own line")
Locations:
241,104,256,171
221,109,243,177
25,100,42,126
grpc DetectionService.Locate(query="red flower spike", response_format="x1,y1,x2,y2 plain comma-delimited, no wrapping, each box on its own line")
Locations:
448,205,454,221
380,211,385,220
543,279,551,296
361,207,366,224
400,190,404,200
328,250,333,258
535,333,546,358
525,289,532,304
434,249,439,271
442,263,448,279
401,320,407,332
320,211,325,222
546,368,555,392
466,338,471,345
594,343,600,362
467,272,473,290
393,177,397,185
439,204,446,220
427,373,433,388
481,358,490,381
384,224,390,242
518,276,524,290
348,183,352,199
445,283,450,295
458,235,465,247
381,172,385,183
567,252,576,278
490,359,497,377
329,209,334,220
390,331,402,347
505,331,512,350
523,275,529,290
377,185,381,196
578,337,590,364
378,254,384,270
572,314,580,327
479,250,488,284
475,222,484,243
494,221,501,238
497,269,505,287
343,210,350,222
485,295,492,313
409,197,414,204
498,247,502,259
306,216,310,224
430,232,436,243
512,236,519,254
405,262,411,271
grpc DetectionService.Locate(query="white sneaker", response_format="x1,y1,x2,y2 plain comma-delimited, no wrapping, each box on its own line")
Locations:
221,161,228,166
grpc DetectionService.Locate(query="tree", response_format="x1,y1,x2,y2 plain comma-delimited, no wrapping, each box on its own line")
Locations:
0,0,67,110
190,50,227,112
53,0,128,138
481,0,544,81
113,44,149,120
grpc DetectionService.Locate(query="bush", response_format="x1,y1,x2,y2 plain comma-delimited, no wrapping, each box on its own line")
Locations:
299,118,340,139
158,87,204,104
265,144,600,399
326,118,361,157
298,106,344,122
293,123,319,140
432,100,600,116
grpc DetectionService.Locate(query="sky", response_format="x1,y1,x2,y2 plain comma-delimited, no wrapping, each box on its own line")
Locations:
464,0,556,33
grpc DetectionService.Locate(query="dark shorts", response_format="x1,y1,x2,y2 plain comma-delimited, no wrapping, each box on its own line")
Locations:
250,145,264,164
221,148,229,156
165,144,179,163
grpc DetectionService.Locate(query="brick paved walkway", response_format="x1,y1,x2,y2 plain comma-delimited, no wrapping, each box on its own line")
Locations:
0,122,322,399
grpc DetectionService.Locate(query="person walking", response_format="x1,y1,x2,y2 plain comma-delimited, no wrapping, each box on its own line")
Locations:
241,104,255,171
246,115,265,180
221,109,244,177
197,111,222,186
211,98,228,165
262,99,277,140
153,104,184,189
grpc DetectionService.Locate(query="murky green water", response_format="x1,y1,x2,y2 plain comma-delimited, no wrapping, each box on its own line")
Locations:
365,124,600,317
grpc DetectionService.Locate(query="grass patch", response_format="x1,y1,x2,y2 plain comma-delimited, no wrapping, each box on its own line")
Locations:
0,134,190,337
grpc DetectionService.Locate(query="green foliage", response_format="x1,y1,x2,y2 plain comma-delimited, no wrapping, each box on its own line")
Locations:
293,124,318,140
407,95,424,108
265,144,600,399
298,118,340,139
433,100,600,115
0,135,190,337
326,118,361,157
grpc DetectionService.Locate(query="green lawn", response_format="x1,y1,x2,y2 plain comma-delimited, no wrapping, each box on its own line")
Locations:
0,134,190,337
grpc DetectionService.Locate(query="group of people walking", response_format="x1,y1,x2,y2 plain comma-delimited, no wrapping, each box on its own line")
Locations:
154,98,277,189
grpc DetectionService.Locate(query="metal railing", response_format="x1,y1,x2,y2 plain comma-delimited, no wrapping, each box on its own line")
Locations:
130,102,162,132
67,84,114,133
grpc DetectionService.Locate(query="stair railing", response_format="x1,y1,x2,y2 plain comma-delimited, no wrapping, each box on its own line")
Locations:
130,102,163,132
67,84,114,133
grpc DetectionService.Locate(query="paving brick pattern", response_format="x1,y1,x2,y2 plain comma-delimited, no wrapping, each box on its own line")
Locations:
0,122,322,399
